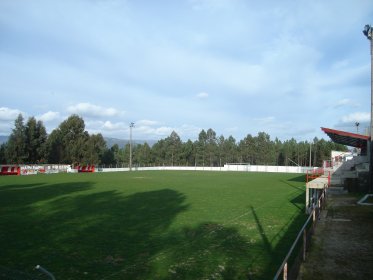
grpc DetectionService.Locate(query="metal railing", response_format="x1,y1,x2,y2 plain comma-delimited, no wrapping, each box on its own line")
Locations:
306,168,330,186
273,187,327,280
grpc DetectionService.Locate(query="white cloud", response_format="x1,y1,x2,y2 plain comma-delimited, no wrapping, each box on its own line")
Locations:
136,120,160,126
224,126,239,134
0,0,372,142
334,98,360,108
102,121,126,131
177,124,201,138
155,126,174,136
197,92,209,99
341,112,370,123
0,107,26,135
67,103,124,118
336,98,351,107
132,120,197,139
0,107,23,121
135,122,173,137
253,116,276,124
132,121,202,140
37,111,61,122
84,120,128,137
334,112,370,134
189,0,239,12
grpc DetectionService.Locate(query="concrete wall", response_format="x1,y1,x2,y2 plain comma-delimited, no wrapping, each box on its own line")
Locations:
98,165,315,174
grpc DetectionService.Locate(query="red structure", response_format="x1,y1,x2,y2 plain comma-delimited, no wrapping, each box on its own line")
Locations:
306,168,331,186
321,127,369,155
77,165,95,173
0,166,21,176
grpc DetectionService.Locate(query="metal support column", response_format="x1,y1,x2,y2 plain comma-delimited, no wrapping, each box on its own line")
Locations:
363,25,373,192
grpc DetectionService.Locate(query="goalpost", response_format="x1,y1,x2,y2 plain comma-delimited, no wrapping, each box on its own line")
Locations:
225,163,251,171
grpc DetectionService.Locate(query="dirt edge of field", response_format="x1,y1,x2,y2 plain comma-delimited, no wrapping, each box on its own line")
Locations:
298,187,373,280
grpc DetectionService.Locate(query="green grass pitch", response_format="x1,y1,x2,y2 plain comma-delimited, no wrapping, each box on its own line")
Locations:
0,171,306,279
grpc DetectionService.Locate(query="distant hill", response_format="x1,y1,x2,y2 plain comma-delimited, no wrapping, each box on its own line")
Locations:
104,137,157,148
0,135,9,144
0,135,156,148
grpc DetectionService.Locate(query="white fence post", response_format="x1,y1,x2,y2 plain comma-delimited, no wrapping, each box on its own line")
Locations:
283,262,288,280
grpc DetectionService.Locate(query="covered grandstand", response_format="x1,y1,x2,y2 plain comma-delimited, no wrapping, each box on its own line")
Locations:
321,127,370,192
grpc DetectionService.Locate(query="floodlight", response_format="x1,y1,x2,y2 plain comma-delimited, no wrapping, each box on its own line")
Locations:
363,24,372,40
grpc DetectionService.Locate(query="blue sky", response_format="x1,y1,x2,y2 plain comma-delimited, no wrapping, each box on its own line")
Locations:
1,0,372,142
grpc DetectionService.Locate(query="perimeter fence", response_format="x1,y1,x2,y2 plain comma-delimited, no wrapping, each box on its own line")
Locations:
96,164,317,174
273,186,327,280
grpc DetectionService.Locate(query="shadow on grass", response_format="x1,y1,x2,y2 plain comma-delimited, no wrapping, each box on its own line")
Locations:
247,176,307,279
0,182,91,208
154,175,308,280
287,175,306,183
281,179,305,193
0,176,308,280
264,213,307,279
0,183,190,279
49,189,190,279
290,192,306,210
0,181,94,278
161,223,254,280
0,182,46,191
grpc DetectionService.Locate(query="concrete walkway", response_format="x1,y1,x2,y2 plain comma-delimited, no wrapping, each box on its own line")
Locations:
298,187,373,279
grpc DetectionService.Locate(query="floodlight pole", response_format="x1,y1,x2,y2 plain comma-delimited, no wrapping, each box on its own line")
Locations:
129,122,135,171
363,24,373,192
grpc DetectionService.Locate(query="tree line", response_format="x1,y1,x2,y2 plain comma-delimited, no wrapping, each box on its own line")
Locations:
0,114,347,167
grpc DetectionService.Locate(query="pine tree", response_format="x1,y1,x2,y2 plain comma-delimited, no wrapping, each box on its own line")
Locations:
6,114,27,164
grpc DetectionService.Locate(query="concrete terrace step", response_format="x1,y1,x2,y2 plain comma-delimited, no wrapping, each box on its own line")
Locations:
330,177,343,186
356,163,369,173
306,175,329,189
339,170,358,178
327,186,348,195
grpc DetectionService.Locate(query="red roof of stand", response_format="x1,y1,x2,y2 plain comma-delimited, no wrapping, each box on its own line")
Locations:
321,127,369,148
